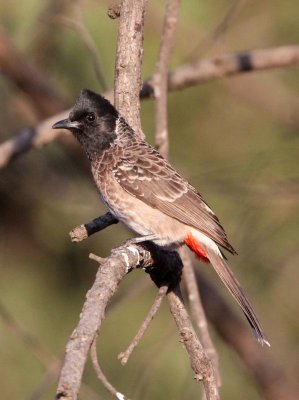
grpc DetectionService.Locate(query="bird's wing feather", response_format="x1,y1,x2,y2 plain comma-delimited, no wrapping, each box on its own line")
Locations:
113,142,236,254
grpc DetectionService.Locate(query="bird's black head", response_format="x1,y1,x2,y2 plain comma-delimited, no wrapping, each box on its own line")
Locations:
52,89,118,159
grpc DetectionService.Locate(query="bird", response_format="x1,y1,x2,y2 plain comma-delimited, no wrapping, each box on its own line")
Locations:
52,89,269,346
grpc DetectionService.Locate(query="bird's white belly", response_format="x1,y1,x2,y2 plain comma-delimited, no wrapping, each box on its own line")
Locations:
98,177,187,246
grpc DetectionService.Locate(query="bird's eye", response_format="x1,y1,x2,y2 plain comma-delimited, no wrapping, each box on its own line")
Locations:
85,112,95,123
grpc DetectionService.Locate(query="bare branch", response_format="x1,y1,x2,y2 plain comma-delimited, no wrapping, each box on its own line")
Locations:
180,249,221,387
114,0,147,135
118,285,167,365
163,45,299,92
142,45,299,100
167,286,219,400
90,340,130,400
56,243,182,400
152,0,181,158
0,111,70,169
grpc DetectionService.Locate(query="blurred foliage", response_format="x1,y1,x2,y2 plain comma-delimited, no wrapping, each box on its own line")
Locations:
0,0,299,399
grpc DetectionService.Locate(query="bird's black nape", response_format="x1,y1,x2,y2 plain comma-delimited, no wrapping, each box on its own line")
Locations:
73,89,118,119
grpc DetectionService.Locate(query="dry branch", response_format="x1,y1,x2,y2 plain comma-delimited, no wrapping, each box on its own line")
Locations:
167,286,219,400
180,249,221,387
118,285,168,365
2,5,298,400
55,243,182,400
150,4,219,395
164,45,299,91
152,0,181,158
90,340,130,400
67,212,299,400
55,244,148,400
114,0,147,135
57,2,152,399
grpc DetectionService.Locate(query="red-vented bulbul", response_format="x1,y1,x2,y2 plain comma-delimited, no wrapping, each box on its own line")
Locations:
53,89,269,346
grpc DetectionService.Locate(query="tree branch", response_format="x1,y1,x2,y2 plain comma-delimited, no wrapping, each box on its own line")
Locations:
55,244,148,400
152,0,181,158
55,243,182,400
180,249,221,387
114,0,147,135
167,286,219,400
57,3,152,398
118,285,168,365
141,45,299,96
90,339,130,400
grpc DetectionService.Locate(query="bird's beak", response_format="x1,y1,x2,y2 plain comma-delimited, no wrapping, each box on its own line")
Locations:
52,119,81,130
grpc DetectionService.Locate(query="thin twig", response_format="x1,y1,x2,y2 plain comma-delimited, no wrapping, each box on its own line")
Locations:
166,286,219,400
118,285,168,365
90,339,130,400
164,45,299,91
180,248,221,387
152,0,181,158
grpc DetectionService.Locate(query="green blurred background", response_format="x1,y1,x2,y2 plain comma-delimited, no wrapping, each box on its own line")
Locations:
0,0,299,399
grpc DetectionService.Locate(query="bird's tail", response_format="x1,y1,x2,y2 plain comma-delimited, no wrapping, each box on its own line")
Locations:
185,229,270,347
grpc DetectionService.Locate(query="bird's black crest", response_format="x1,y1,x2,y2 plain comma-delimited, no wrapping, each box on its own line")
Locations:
73,89,118,119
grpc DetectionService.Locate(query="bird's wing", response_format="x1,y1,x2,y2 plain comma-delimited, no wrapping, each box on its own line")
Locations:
113,142,236,254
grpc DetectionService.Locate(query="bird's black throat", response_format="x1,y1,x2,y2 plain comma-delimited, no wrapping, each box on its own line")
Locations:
73,118,117,161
